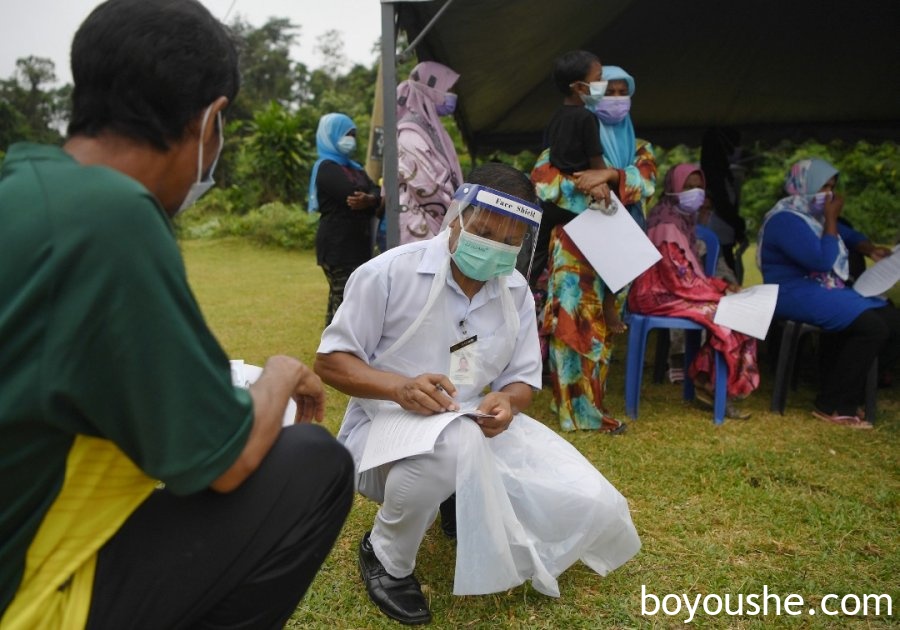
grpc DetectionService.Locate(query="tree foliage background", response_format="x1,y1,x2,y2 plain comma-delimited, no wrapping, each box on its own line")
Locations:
1,17,896,246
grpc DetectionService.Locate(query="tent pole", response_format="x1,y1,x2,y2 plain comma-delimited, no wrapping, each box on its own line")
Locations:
381,2,400,249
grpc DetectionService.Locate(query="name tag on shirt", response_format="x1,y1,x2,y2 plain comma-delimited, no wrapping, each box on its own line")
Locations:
450,336,477,385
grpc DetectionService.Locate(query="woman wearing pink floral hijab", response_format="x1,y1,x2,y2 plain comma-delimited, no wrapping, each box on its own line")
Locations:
629,164,759,419
396,61,464,244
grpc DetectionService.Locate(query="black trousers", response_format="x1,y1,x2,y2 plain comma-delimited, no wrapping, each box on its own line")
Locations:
321,264,356,327
86,424,354,630
816,305,900,416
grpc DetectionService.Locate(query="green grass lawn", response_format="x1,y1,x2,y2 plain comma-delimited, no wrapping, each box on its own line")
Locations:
183,239,898,629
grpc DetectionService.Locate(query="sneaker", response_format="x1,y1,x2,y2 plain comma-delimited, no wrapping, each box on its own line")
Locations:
812,409,873,430
358,532,431,625
667,368,685,384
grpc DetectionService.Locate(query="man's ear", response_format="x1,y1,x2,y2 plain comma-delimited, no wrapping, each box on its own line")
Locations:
194,96,229,144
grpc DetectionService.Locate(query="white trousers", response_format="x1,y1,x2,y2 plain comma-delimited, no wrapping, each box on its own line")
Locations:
358,420,461,578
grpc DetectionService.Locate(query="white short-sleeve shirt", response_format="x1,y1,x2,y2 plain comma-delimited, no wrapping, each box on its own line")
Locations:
317,232,542,462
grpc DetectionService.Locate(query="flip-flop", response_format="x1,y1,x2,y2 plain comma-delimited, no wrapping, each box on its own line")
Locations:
812,409,873,430
598,415,627,435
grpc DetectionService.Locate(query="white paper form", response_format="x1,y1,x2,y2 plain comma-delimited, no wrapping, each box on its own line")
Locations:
853,245,900,297
359,407,484,472
713,284,779,340
230,360,298,427
561,192,661,292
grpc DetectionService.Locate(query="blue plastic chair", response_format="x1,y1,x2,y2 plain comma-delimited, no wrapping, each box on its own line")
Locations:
651,225,720,383
624,225,729,424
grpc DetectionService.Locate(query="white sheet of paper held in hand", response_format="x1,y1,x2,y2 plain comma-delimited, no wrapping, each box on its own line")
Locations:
561,191,661,293
853,245,900,297
359,407,489,472
230,360,298,427
713,284,779,340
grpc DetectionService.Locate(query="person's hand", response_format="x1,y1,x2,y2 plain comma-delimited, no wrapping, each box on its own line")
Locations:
393,373,458,414
347,191,375,210
868,246,892,262
472,391,515,438
823,193,844,222
726,283,742,294
292,363,327,424
572,169,615,204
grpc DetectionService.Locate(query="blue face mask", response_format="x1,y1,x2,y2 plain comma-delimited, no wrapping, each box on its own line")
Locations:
575,80,608,107
452,225,521,281
176,107,223,216
436,93,457,117
337,135,356,155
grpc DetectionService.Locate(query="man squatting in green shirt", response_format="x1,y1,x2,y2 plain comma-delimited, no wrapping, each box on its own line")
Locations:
0,1,353,627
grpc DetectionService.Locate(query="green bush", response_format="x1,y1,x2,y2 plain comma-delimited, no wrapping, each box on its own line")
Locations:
225,202,319,250
240,102,314,206
173,188,235,240
175,191,319,251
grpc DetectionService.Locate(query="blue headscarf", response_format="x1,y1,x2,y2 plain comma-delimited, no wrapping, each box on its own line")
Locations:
596,65,636,170
307,113,363,212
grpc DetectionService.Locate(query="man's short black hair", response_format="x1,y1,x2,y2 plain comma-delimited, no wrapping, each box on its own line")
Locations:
551,50,599,95
467,162,537,205
68,0,240,150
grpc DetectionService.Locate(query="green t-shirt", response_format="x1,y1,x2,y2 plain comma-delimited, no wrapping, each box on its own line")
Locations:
0,143,254,614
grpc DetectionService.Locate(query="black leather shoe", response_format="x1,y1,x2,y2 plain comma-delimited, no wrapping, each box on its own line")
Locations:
439,494,457,539
358,532,431,625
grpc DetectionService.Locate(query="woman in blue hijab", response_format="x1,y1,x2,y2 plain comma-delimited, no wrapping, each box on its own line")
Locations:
579,65,657,231
309,113,382,326
758,157,899,428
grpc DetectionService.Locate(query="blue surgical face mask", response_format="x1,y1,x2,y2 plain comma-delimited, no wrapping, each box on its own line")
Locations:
594,96,631,124
436,93,457,117
672,188,706,214
808,191,832,216
176,106,224,216
452,221,521,281
337,135,356,155
575,80,608,107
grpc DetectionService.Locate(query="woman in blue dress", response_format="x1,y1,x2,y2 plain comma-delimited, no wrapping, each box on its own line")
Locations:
758,158,899,428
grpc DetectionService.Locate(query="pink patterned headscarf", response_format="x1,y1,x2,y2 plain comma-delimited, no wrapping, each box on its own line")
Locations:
646,163,706,269
647,164,706,230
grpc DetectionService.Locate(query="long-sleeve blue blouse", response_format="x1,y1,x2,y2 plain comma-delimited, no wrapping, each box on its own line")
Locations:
759,212,886,330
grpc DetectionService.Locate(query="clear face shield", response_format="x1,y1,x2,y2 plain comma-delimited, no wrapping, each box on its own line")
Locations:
440,183,542,282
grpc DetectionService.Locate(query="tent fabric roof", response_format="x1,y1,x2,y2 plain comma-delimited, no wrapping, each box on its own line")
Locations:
394,0,900,154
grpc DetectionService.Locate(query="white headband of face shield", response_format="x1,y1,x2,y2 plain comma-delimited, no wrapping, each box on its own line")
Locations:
441,184,542,232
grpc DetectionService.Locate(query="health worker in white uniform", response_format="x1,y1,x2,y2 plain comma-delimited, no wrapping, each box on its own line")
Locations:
315,163,640,626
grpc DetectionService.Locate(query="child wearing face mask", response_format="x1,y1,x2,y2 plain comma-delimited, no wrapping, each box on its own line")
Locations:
530,50,633,434
530,50,607,279
629,164,760,420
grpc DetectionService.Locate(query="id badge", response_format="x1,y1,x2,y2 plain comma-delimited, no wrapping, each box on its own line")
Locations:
449,335,477,385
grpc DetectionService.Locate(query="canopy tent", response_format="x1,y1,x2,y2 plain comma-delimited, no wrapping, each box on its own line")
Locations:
377,0,900,245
